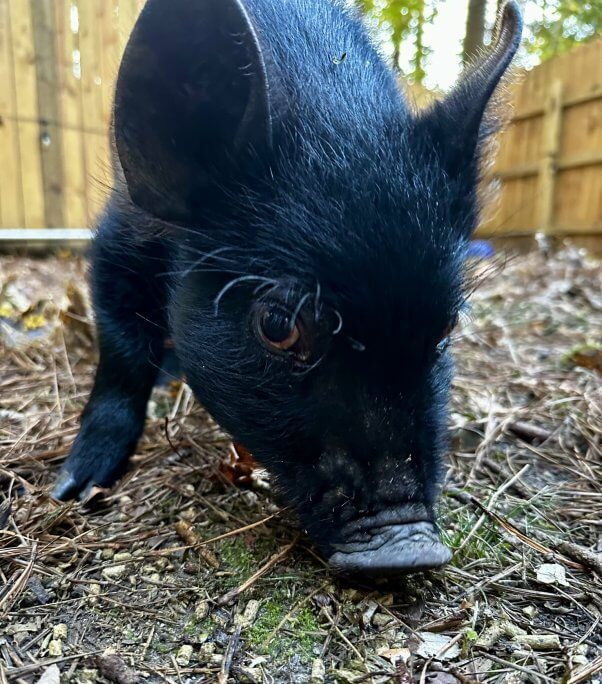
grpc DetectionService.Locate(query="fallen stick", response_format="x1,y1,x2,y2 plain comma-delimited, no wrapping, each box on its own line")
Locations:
556,540,602,576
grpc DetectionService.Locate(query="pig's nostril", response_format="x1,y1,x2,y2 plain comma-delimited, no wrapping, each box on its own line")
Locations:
328,521,451,577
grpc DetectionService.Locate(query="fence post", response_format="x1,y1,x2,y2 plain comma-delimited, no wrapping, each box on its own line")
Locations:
537,79,563,235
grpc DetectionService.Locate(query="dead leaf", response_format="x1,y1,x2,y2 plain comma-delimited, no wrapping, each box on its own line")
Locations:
36,665,60,684
536,563,570,587
377,647,411,664
416,632,461,661
218,442,259,488
564,345,602,373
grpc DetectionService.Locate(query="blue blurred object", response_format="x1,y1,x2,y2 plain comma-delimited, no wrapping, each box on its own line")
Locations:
467,239,495,259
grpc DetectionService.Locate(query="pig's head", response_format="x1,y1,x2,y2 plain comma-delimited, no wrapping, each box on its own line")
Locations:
114,0,522,577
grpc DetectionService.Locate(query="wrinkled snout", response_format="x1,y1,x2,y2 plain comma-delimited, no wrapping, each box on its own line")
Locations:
328,521,451,578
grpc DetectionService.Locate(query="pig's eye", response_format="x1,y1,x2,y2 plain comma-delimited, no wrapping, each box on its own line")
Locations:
257,306,302,352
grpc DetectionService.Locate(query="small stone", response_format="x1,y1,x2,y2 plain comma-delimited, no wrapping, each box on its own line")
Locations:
522,606,538,618
234,600,261,628
372,613,394,628
53,624,68,640
102,564,128,580
195,601,210,620
114,552,133,563
311,658,326,683
180,507,197,521
211,610,229,627
237,668,262,683
101,548,115,560
360,600,379,627
176,644,193,667
47,639,63,656
87,583,101,606
199,642,215,658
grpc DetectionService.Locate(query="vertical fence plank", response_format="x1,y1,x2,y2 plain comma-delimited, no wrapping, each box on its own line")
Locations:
117,0,139,55
31,0,64,228
538,79,563,234
0,0,24,227
98,0,120,130
78,0,109,223
55,0,88,227
9,0,45,227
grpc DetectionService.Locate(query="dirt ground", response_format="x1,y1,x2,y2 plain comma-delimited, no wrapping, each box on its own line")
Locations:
1,245,601,684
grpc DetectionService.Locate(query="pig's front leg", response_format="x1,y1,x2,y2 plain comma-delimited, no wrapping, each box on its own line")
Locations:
53,219,169,501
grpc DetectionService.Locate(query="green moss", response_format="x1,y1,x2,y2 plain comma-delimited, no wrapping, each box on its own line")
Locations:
247,596,321,661
183,617,199,635
215,536,280,590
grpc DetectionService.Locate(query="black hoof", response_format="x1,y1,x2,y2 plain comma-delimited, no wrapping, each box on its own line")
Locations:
52,470,80,501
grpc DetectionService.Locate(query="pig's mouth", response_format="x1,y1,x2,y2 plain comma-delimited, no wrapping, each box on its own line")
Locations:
327,515,451,577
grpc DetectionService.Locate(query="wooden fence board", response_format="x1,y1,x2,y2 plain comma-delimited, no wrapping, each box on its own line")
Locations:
54,0,88,227
77,0,108,222
0,0,24,227
8,0,45,228
31,0,64,228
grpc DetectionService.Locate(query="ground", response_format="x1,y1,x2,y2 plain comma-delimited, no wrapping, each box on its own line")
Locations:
0,245,601,684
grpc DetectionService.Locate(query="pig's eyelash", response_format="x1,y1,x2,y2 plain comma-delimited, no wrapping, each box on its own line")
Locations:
332,310,343,335
347,337,366,352
313,281,322,321
292,292,312,324
291,353,327,377
161,246,237,277
213,275,278,315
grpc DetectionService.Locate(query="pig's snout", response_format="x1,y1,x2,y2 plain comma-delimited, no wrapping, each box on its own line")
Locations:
328,521,451,577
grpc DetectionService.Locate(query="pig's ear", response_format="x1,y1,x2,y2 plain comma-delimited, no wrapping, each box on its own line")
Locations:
114,0,272,223
418,1,522,174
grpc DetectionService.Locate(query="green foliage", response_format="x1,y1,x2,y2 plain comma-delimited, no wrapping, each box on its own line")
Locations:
355,0,439,83
526,0,602,61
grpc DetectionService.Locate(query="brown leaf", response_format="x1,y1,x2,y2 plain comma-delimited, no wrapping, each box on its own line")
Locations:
218,442,259,488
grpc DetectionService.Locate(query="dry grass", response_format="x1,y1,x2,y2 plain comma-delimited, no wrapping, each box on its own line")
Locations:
0,246,601,684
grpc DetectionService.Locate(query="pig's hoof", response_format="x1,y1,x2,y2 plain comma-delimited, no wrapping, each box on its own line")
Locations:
52,469,80,501
328,521,452,578
52,470,105,503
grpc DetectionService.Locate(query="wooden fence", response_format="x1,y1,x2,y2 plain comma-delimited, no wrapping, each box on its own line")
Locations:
0,0,143,230
0,1,600,238
483,38,602,238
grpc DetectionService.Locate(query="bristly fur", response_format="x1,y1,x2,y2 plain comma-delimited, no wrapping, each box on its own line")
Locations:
55,0,522,559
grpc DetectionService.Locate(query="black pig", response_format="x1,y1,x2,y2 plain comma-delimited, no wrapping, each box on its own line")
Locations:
53,0,522,577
